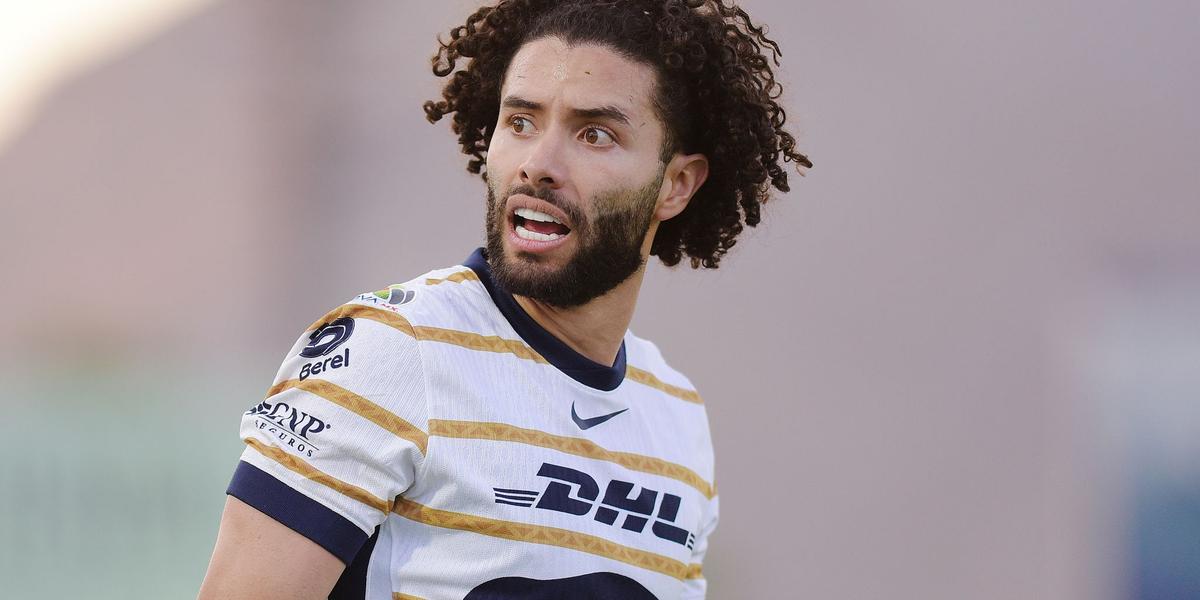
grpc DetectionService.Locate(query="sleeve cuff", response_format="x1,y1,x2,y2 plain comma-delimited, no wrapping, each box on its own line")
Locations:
226,460,368,564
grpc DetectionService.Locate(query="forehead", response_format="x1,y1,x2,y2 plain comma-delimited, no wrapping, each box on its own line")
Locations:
502,36,659,118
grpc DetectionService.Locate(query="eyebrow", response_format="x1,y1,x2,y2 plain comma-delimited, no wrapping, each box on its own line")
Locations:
501,96,631,127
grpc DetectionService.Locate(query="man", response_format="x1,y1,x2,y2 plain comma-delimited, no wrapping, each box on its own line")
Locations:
198,1,810,598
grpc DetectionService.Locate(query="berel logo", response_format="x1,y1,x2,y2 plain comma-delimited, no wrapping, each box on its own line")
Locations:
301,317,354,358
245,400,331,458
493,462,695,549
299,347,350,380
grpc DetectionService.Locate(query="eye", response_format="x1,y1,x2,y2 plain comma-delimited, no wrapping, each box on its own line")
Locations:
509,115,535,135
580,126,615,147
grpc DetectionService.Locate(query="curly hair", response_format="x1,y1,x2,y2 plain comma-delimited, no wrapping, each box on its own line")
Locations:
423,0,812,268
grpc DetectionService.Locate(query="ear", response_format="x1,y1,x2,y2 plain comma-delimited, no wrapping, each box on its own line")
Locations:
655,152,709,222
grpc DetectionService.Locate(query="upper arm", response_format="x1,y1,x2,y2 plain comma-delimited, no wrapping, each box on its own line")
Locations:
202,299,430,596
197,496,345,600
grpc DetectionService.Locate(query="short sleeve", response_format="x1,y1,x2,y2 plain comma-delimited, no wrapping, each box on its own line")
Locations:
680,494,719,599
226,298,429,564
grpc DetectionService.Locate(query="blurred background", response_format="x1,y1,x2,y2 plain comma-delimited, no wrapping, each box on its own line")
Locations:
1,0,1197,598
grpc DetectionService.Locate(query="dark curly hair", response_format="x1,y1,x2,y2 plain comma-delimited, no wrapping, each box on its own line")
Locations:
424,0,812,268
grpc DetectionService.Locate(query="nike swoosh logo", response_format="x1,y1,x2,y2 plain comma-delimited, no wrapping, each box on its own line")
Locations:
571,402,629,430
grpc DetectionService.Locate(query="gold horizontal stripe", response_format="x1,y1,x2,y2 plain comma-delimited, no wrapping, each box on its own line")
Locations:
413,325,549,364
310,305,699,405
392,594,427,600
429,420,714,499
244,437,391,513
267,378,428,455
424,270,480,285
308,303,416,337
392,497,702,581
626,366,703,404
310,303,546,365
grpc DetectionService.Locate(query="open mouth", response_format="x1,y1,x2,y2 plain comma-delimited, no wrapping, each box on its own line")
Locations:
513,207,573,242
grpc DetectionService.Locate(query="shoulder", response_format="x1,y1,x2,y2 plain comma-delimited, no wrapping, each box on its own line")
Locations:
623,331,717,495
622,331,703,405
326,263,494,335
298,263,488,347
271,262,493,395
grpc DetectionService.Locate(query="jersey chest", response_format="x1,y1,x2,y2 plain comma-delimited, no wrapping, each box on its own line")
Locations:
385,360,707,594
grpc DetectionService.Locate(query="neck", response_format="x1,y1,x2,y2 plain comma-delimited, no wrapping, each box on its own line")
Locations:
513,264,646,366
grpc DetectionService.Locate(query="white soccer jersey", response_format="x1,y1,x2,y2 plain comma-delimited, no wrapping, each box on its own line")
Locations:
228,249,718,599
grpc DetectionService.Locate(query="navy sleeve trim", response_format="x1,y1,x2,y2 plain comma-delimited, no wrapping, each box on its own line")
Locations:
226,460,368,565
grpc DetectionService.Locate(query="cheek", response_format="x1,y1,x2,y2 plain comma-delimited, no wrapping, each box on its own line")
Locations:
585,156,659,197
487,137,525,178
485,137,513,179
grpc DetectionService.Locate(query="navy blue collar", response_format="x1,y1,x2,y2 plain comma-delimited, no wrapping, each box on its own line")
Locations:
463,248,627,391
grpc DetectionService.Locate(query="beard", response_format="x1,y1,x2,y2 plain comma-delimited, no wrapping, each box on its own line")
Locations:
485,174,662,309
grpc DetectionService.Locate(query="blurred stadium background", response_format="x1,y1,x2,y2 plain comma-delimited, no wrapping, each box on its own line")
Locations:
1,0,1198,598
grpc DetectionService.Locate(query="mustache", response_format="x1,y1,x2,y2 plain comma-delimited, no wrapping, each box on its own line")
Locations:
502,184,583,225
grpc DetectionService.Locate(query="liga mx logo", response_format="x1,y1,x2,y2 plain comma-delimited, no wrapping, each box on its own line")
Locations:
300,317,354,358
373,284,415,306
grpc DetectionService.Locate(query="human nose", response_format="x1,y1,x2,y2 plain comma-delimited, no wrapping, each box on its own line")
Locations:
518,130,567,189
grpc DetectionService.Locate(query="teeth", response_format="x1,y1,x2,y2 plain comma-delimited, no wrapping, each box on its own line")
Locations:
515,207,563,225
516,225,563,242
